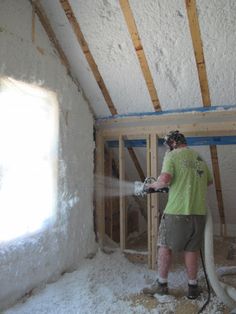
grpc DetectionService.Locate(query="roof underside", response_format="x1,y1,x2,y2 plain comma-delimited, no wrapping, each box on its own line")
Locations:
39,0,236,119
34,0,236,236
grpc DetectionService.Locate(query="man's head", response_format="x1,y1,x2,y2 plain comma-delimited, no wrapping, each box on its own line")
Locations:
164,130,187,150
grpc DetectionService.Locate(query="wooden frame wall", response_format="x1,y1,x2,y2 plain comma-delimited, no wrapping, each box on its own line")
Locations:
95,109,236,268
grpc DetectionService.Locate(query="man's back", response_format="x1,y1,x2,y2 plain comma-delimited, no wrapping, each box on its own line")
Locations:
162,147,212,215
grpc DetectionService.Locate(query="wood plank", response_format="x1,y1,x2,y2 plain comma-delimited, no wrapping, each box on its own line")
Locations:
185,0,211,107
127,146,145,182
119,0,161,111
119,135,126,250
95,132,105,246
31,0,71,73
210,145,227,236
59,0,117,116
104,147,113,239
146,135,152,268
150,134,158,270
107,150,114,239
100,121,236,138
97,107,236,130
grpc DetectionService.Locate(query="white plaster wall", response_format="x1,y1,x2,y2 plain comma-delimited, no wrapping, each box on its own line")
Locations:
0,0,96,310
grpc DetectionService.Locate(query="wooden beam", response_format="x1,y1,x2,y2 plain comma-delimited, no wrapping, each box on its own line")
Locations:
95,132,105,246
210,145,227,236
146,135,152,268
59,0,117,115
127,146,145,182
30,0,71,73
119,0,161,111
185,0,211,107
100,121,236,139
119,135,126,250
97,107,236,130
104,147,114,239
150,134,158,270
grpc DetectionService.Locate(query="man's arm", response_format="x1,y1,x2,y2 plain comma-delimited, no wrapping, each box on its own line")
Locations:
148,172,172,190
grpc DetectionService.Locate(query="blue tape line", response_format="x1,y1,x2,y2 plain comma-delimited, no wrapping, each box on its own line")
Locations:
97,104,236,122
107,136,236,148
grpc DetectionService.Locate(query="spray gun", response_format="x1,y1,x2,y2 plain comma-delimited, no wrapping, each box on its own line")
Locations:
134,177,169,197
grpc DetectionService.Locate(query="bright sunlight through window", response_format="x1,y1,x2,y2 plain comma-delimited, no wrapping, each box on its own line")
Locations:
0,77,58,242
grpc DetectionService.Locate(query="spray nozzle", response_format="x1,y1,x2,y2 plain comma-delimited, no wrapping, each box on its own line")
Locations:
134,177,169,197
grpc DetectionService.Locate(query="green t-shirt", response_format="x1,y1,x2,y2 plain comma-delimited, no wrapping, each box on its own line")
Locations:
162,147,213,215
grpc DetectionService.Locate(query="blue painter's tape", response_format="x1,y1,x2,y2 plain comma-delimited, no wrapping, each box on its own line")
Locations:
107,136,236,148
97,104,236,122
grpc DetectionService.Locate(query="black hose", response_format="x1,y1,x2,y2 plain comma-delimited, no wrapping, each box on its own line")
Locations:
198,249,211,314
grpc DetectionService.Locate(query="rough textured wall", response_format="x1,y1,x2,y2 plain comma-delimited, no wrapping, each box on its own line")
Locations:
0,0,96,310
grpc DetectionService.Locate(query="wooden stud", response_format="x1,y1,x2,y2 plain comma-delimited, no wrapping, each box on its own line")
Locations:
108,150,114,239
60,0,118,116
119,0,161,111
146,135,152,268
210,145,227,236
104,147,113,239
119,135,126,250
150,134,158,270
185,0,211,107
95,132,105,246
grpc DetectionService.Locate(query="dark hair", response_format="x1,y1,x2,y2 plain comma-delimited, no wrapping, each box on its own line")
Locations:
164,130,187,149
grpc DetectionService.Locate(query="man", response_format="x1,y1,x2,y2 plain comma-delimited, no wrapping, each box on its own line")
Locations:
142,130,213,299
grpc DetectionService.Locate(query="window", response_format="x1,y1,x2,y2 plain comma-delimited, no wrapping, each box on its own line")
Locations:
0,77,58,242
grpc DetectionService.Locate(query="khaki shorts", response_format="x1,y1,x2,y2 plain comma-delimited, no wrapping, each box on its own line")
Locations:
158,214,206,252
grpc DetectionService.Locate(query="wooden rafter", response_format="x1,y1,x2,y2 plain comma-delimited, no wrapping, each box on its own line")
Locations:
185,0,226,235
59,0,117,116
127,147,145,182
185,0,211,107
119,0,161,111
60,0,145,182
30,0,71,74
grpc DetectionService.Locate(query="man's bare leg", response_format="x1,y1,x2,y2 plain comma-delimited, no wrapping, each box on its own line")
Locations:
184,250,202,299
158,246,172,282
184,250,199,281
141,245,171,295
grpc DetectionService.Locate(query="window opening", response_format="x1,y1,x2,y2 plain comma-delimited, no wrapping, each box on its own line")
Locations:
0,77,58,242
